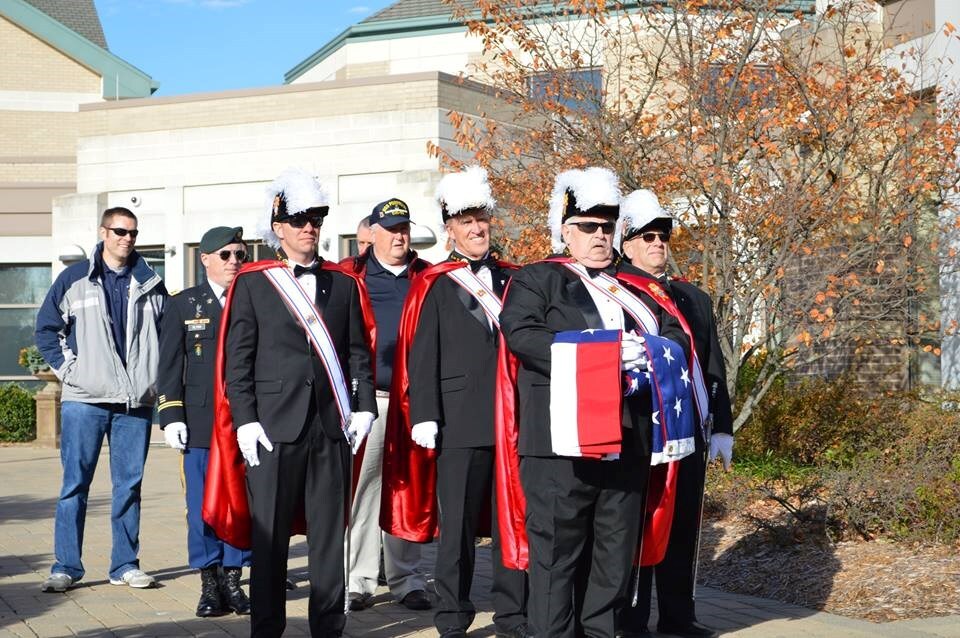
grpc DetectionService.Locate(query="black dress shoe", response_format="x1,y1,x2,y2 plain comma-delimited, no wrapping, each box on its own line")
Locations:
616,628,652,638
438,630,467,638
348,591,374,611
399,589,433,610
656,621,718,638
196,567,226,618
219,567,251,615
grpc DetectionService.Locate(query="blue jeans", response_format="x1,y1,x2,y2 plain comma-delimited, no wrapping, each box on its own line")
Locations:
52,401,152,581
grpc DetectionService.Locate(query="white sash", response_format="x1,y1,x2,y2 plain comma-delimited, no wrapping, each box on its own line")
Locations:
564,263,660,335
446,266,503,330
263,267,352,433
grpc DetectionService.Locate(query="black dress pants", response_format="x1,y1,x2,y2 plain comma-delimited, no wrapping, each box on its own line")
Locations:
434,446,527,634
520,430,648,638
246,413,349,638
620,438,707,632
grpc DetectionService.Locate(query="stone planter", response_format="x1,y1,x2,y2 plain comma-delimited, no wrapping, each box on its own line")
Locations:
33,370,61,448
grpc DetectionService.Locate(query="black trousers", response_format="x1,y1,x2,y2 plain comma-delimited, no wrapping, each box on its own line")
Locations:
520,430,648,638
620,438,707,631
246,412,349,638
434,446,527,633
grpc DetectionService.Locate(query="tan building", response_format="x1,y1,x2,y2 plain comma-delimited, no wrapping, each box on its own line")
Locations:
0,0,155,382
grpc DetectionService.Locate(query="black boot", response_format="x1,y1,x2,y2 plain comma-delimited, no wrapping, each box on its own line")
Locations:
220,567,251,615
196,567,226,617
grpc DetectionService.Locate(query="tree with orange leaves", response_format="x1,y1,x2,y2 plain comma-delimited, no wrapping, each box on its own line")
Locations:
428,0,960,429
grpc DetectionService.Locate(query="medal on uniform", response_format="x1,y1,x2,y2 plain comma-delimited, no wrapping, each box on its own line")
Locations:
194,342,202,358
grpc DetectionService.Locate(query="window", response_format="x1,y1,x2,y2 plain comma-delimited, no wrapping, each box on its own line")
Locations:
186,241,275,287
340,235,360,258
528,68,603,114
137,247,166,283
0,264,52,380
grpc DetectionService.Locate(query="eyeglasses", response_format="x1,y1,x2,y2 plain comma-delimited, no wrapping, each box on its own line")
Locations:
218,250,247,262
105,227,139,238
639,231,670,243
284,213,324,229
567,221,616,235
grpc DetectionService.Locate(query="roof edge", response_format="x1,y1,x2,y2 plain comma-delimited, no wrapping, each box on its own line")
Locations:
0,0,158,99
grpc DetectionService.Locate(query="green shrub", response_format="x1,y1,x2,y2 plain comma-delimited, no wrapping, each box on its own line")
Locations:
0,383,36,442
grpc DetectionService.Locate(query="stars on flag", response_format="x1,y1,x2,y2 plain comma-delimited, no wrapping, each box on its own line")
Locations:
662,345,675,364
652,410,660,425
681,367,690,387
674,396,683,418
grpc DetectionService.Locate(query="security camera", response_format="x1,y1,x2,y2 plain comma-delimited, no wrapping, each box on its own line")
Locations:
130,195,141,207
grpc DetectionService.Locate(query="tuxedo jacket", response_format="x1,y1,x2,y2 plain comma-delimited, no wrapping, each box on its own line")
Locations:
407,263,512,448
224,265,376,443
157,281,222,448
499,260,689,458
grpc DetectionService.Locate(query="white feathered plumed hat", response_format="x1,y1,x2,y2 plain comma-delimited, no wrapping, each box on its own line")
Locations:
435,165,497,222
548,167,621,252
619,189,672,245
258,168,330,249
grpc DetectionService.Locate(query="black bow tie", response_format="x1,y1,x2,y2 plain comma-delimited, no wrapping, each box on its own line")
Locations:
293,263,320,277
586,265,618,279
468,256,497,273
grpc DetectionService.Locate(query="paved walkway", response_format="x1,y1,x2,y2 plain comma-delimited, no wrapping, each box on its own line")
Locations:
0,443,957,637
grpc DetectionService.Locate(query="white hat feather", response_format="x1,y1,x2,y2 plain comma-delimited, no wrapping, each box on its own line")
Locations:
548,167,621,252
258,168,330,249
619,189,672,246
435,165,497,221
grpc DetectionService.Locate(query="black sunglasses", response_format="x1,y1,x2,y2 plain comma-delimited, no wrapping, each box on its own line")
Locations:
105,227,139,238
639,231,670,243
284,213,324,229
568,221,616,235
218,250,247,262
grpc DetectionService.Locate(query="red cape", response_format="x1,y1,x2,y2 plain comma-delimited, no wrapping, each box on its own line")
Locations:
380,260,516,542
202,259,377,549
495,259,701,570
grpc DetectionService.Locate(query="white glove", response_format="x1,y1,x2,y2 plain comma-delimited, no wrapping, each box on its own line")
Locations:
708,432,734,470
346,411,375,455
237,422,273,467
620,332,648,371
163,422,188,450
411,421,438,449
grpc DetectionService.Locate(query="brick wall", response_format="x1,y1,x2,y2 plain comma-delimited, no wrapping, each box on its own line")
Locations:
0,16,100,93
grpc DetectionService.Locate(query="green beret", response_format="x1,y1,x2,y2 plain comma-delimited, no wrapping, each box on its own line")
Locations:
199,226,243,254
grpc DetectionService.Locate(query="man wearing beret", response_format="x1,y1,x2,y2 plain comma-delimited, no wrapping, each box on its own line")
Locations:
158,226,252,617
340,198,432,612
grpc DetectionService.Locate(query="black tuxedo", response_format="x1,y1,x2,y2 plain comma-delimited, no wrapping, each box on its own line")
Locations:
224,261,375,638
406,258,526,634
499,259,690,638
618,264,733,633
158,282,222,448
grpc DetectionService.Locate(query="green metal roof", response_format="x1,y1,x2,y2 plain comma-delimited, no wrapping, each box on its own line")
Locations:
0,0,157,98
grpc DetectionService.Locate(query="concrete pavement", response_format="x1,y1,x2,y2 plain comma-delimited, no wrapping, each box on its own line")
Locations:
0,443,957,637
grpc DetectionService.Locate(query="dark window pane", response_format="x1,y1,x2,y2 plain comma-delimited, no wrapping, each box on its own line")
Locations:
0,308,39,376
528,68,602,114
137,249,165,283
0,265,51,305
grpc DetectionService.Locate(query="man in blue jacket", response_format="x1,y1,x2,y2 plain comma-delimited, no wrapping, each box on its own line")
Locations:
35,206,167,592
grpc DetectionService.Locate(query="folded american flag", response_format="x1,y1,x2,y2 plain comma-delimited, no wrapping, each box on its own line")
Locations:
550,329,623,458
550,330,696,463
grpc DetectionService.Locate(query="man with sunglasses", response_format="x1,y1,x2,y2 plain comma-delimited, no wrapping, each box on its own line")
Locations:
206,168,377,637
158,227,252,617
35,206,167,593
498,168,690,637
617,190,733,638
